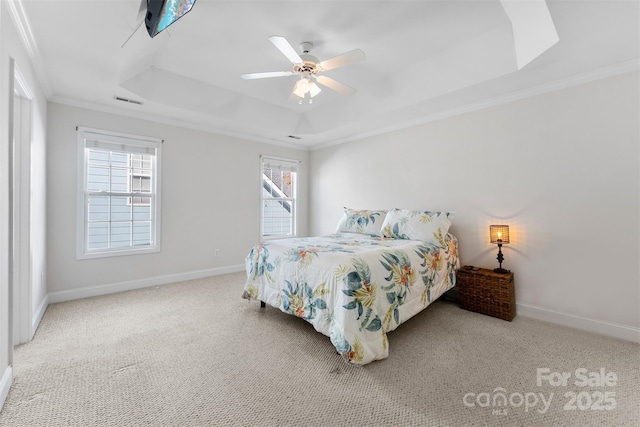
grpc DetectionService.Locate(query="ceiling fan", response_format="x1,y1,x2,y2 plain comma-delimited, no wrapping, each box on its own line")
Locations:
241,36,365,103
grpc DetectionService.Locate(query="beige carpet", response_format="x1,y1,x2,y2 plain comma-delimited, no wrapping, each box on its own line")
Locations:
0,272,638,426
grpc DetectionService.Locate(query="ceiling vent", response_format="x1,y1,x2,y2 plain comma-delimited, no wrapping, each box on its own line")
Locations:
114,96,143,106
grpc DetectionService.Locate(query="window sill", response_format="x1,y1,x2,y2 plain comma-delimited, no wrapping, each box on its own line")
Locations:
261,235,296,241
76,246,160,260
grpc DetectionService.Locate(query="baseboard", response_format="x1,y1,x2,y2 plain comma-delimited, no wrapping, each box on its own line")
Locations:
31,294,49,340
42,267,639,343
0,366,13,412
48,265,245,304
516,302,640,344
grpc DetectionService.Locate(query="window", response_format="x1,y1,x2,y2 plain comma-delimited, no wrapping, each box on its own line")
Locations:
77,127,161,259
261,156,298,240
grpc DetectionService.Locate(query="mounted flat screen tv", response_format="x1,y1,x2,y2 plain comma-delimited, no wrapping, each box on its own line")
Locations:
145,0,197,38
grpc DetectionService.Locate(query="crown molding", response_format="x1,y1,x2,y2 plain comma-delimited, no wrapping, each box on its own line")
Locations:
52,57,638,154
311,59,640,151
5,0,53,97
49,95,310,151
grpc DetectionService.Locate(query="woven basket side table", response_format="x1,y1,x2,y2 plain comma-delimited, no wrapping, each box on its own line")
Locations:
457,267,515,321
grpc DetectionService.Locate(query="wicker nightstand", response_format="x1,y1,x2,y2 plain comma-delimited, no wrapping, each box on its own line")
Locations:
456,267,515,321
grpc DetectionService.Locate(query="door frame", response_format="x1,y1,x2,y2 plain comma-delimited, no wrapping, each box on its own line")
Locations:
10,59,34,347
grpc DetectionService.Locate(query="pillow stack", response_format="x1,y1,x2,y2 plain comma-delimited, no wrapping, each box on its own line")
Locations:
336,207,454,246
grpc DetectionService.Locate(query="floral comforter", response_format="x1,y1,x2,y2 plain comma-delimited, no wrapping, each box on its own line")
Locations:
242,233,459,365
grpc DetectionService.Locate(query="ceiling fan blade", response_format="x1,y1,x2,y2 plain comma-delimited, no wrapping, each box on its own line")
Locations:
241,71,293,80
315,75,355,96
269,35,303,64
319,49,365,71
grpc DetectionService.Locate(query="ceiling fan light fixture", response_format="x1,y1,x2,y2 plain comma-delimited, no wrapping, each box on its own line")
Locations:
308,81,322,97
293,78,309,98
243,36,364,101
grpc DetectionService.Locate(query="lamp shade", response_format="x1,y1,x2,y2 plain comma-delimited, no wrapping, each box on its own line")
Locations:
490,225,510,244
308,81,322,97
293,78,309,98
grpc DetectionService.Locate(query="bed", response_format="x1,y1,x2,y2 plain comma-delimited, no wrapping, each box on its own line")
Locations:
242,208,460,365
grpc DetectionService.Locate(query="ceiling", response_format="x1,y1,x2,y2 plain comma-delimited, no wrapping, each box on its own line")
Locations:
13,0,640,149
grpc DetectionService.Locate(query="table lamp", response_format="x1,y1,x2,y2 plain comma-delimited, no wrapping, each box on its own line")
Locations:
490,225,510,273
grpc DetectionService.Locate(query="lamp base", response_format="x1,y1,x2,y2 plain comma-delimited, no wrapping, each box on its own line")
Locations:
493,267,511,274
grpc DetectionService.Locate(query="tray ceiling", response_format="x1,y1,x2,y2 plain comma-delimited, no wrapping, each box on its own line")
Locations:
13,0,640,149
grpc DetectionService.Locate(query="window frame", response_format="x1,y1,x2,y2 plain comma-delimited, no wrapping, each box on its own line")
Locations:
260,155,299,241
76,126,162,260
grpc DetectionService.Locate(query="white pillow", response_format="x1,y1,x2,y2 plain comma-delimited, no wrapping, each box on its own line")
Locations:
335,208,388,236
381,208,454,245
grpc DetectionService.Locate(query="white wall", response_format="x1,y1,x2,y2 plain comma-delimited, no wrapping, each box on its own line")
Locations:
310,72,639,337
46,103,309,296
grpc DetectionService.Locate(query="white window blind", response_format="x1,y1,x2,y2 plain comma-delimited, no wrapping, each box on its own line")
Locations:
77,127,162,259
261,156,298,239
